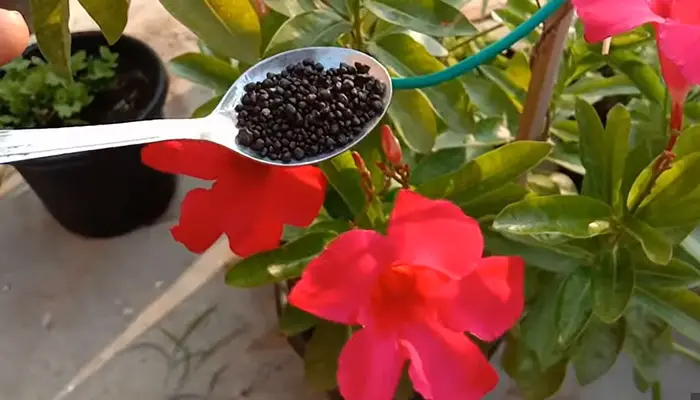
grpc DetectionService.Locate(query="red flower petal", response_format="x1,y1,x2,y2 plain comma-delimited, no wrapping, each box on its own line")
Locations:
170,187,227,253
388,190,483,279
268,166,327,227
571,0,664,43
171,178,282,256
289,229,394,325
439,256,524,341
213,172,286,257
141,140,241,180
144,141,326,257
657,45,692,104
658,22,700,87
337,329,406,400
401,321,498,400
669,0,700,25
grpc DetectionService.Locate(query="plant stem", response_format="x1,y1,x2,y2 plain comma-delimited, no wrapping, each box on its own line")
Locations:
673,342,700,365
447,23,505,53
352,0,364,50
628,99,683,215
651,382,662,400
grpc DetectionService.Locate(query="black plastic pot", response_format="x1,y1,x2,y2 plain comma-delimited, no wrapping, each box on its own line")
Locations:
11,31,176,238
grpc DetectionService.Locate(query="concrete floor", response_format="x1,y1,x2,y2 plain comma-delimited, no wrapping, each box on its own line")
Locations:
2,1,700,399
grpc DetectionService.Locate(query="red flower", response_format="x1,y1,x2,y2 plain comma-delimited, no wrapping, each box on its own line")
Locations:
142,140,327,257
289,190,524,400
572,0,700,129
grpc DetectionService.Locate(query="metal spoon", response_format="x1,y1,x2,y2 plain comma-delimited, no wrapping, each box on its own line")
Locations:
0,47,393,167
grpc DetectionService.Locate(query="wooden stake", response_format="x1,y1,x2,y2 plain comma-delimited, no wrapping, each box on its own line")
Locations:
516,0,575,141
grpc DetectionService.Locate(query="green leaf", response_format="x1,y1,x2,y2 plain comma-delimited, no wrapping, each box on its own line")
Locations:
493,195,614,239
607,50,666,105
159,0,262,64
263,10,351,57
402,30,448,58
31,0,71,79
576,101,630,210
386,85,439,153
279,304,322,336
527,172,577,196
549,119,579,143
78,0,129,43
633,369,652,394
549,140,586,175
521,278,569,368
304,322,351,391
197,39,231,62
264,0,315,16
681,225,700,264
636,153,700,228
635,287,700,344
410,148,468,185
635,257,700,289
564,74,639,103
575,99,606,202
623,215,672,265
483,230,581,273
592,246,634,323
169,53,240,93
555,271,592,346
571,317,625,385
369,33,474,136
191,95,223,118
623,304,672,384
472,116,513,145
365,0,476,37
320,152,385,228
502,336,568,400
323,0,351,17
623,99,667,199
492,7,539,45
225,231,338,287
605,105,632,211
460,183,528,218
418,141,552,202
461,73,520,133
479,65,525,111
674,124,700,160
260,8,289,52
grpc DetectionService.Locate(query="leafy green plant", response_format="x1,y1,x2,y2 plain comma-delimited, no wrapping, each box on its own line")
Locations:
0,46,118,128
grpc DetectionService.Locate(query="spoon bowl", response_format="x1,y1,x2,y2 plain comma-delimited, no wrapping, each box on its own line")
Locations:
214,47,393,166
0,47,392,167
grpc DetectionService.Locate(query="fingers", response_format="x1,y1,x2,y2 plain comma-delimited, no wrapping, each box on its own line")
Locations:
0,9,30,65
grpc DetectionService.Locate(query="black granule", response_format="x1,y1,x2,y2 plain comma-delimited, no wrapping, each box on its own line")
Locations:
235,59,387,162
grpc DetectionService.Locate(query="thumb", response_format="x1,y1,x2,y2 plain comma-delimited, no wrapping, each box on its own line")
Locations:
0,9,30,65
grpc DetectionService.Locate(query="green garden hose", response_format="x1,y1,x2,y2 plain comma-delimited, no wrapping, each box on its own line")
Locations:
391,0,568,90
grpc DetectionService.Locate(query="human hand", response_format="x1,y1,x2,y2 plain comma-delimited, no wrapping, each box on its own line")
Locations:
0,9,30,65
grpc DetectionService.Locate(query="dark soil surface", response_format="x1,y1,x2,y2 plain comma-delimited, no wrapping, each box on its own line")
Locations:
81,69,150,125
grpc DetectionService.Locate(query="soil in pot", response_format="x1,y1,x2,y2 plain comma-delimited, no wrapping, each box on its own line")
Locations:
8,32,177,238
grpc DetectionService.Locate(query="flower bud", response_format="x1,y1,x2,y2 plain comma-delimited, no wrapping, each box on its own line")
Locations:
351,151,368,173
380,125,403,167
253,0,269,16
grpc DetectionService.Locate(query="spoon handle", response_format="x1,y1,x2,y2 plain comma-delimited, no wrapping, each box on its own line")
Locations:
0,118,207,164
